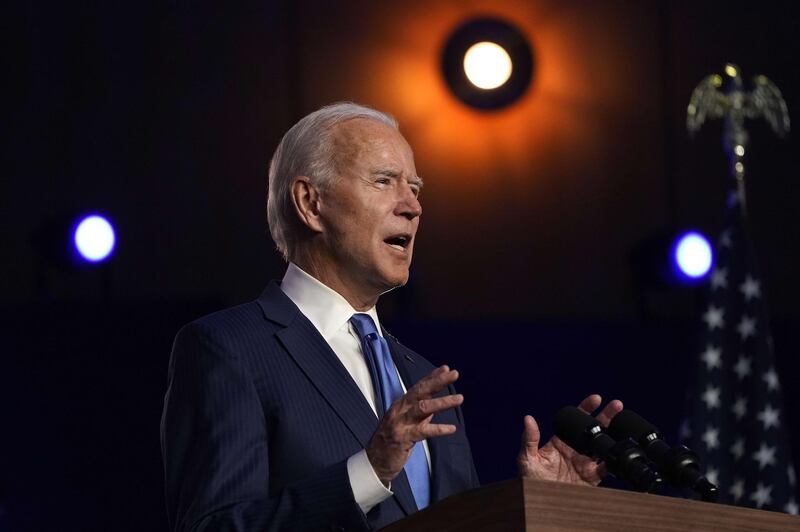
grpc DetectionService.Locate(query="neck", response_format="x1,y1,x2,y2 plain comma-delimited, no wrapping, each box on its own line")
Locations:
292,249,379,312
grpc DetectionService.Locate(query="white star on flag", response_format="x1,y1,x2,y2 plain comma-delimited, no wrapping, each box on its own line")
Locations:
786,499,799,516
733,355,752,380
703,306,725,330
750,483,774,508
763,368,781,392
710,267,728,290
700,345,722,370
702,426,720,450
757,404,781,430
705,467,719,486
739,275,762,301
789,466,796,487
753,444,777,470
730,437,745,460
701,385,721,409
736,315,756,340
729,477,745,502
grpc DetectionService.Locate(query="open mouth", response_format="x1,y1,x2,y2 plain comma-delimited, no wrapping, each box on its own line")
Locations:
384,234,411,252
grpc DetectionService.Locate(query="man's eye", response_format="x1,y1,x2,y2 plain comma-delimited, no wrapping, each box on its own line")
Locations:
375,177,391,185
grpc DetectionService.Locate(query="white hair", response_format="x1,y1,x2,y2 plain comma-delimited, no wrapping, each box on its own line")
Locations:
267,101,399,261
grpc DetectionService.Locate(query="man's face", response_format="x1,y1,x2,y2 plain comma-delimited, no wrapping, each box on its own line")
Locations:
316,118,423,299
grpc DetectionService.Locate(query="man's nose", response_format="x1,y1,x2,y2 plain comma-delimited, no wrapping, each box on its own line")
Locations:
396,185,422,220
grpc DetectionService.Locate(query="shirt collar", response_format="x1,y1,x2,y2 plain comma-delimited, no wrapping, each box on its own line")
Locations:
280,262,383,340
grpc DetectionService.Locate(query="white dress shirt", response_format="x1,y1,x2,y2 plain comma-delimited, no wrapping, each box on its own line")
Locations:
280,262,431,514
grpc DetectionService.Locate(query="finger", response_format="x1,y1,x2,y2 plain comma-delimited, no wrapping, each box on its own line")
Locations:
418,422,457,438
594,399,623,427
410,366,459,398
577,460,604,484
577,394,602,415
418,394,464,417
521,415,541,452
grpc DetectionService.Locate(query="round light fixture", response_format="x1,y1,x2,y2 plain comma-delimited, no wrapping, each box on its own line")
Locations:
73,214,116,263
442,18,534,110
463,41,513,89
672,231,713,280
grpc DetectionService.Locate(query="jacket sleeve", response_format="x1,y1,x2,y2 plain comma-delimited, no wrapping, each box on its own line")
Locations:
160,323,371,532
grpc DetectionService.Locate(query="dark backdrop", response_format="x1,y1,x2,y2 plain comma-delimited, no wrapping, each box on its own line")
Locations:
2,1,799,530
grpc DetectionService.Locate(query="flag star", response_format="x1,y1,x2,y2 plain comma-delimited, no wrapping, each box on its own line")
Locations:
750,483,773,508
720,229,733,248
710,267,728,290
701,385,721,409
733,355,752,380
705,467,719,486
736,315,757,340
739,275,762,301
753,443,777,470
730,437,745,460
700,345,722,370
763,368,781,392
729,477,745,502
786,499,799,516
789,466,796,487
702,426,720,450
703,306,725,330
757,404,781,430
731,396,748,420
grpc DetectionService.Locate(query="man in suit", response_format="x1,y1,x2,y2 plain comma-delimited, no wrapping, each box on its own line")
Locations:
161,102,621,531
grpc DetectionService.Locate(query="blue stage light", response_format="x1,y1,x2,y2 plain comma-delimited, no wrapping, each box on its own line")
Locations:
73,215,116,263
673,231,712,279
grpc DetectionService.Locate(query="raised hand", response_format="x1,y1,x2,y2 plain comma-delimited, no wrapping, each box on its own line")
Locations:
366,365,463,485
517,394,623,485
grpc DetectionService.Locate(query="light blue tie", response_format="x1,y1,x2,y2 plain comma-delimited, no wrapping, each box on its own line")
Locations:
350,313,431,510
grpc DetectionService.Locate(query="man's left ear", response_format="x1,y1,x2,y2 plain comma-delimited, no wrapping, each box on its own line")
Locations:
291,177,324,233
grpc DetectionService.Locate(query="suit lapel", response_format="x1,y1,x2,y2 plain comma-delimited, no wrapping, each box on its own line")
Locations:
258,283,417,516
258,283,378,448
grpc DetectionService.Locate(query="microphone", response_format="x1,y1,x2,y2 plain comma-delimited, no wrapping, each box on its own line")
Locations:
607,409,718,502
554,406,663,493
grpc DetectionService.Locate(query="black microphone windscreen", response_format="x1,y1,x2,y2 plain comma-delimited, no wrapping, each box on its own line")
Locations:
554,406,598,454
608,409,659,442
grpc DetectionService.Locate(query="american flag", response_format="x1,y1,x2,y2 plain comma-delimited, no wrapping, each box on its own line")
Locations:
684,187,797,514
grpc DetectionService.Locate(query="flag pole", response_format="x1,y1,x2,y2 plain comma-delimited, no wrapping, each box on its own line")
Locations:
684,63,797,514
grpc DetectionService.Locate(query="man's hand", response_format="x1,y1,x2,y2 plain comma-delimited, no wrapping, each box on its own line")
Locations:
366,365,463,485
517,394,623,485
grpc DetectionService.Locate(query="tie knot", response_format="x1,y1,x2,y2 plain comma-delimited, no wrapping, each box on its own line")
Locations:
350,313,379,340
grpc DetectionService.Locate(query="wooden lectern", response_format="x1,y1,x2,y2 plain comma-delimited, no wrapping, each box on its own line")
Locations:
380,478,800,531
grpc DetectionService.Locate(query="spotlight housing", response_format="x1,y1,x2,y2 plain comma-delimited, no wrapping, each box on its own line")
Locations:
632,229,714,288
442,18,534,110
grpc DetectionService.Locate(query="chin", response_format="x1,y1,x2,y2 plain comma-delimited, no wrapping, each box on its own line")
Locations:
378,269,410,291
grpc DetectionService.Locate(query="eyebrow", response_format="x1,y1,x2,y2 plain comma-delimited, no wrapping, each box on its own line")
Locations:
372,169,424,188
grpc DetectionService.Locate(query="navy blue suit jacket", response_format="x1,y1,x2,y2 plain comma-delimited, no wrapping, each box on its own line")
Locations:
161,281,480,531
